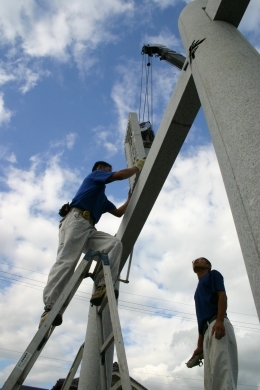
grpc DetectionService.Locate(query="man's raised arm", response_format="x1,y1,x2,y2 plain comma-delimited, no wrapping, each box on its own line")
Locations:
106,158,146,182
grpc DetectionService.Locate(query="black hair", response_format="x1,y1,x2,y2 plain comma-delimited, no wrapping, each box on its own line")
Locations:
201,257,212,271
92,161,112,172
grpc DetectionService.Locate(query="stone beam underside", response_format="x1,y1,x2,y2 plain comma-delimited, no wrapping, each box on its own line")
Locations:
116,66,201,274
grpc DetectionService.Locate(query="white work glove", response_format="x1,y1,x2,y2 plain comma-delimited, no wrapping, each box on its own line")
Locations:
134,158,146,171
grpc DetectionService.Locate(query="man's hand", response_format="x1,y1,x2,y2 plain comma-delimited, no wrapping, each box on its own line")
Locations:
190,346,203,360
108,189,132,218
212,320,225,339
134,158,146,171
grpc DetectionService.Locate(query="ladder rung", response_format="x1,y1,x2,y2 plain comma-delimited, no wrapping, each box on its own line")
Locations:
100,331,114,354
110,378,122,390
97,294,108,314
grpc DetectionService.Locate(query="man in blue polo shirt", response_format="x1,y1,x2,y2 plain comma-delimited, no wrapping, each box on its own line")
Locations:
39,159,145,327
188,257,238,389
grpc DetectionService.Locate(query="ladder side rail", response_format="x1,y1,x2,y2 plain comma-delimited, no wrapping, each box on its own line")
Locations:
96,306,109,390
61,343,84,390
2,257,94,390
102,262,132,390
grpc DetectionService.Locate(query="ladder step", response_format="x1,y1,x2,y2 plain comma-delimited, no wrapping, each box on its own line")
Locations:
100,331,114,354
97,294,108,314
110,378,122,390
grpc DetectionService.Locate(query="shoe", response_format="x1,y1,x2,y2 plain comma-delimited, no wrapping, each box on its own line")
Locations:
90,285,106,306
90,285,119,307
186,353,203,368
39,310,63,328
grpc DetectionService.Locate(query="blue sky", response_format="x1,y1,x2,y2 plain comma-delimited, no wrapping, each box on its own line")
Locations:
0,1,260,389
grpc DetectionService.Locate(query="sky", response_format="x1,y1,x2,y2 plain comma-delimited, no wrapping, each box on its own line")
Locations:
0,0,260,389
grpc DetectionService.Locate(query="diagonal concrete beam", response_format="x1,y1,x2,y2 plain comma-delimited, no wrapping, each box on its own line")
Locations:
205,0,251,27
116,66,201,273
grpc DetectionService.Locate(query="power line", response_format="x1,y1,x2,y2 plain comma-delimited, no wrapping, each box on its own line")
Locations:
0,348,73,363
0,349,258,388
0,354,71,371
0,274,259,332
0,261,258,318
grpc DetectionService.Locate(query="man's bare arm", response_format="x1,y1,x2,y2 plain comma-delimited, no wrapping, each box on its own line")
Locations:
106,158,146,183
107,167,138,182
190,333,204,359
108,191,131,217
211,291,227,339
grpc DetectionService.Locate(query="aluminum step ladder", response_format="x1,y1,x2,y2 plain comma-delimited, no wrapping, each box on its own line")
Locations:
2,249,131,390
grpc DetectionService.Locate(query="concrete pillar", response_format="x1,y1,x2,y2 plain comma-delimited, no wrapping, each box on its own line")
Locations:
179,0,260,318
78,302,101,390
78,282,119,389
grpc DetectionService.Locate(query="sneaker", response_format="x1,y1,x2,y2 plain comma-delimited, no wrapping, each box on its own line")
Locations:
186,353,203,368
90,285,119,306
90,285,106,306
39,310,63,328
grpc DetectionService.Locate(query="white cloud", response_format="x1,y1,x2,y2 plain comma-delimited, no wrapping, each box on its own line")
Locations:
0,67,15,86
149,0,182,9
111,62,140,135
50,132,78,150
111,58,179,143
0,58,50,94
143,28,182,53
0,146,16,163
0,0,135,64
18,64,46,94
239,0,260,33
65,132,77,150
6,152,17,163
0,92,12,125
92,126,119,157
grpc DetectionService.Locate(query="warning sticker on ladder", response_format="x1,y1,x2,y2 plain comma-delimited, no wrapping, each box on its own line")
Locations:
17,351,32,370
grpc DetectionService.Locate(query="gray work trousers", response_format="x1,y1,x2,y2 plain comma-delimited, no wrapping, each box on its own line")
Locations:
203,318,238,390
43,208,122,310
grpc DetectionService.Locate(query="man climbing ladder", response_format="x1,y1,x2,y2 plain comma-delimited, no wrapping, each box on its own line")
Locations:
40,159,145,327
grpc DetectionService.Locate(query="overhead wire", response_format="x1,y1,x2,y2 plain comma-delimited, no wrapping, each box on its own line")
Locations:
1,262,258,317
0,261,259,325
0,349,258,388
0,273,259,333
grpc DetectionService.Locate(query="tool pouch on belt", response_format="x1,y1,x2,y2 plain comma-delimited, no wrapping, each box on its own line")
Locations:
82,210,91,220
59,203,71,217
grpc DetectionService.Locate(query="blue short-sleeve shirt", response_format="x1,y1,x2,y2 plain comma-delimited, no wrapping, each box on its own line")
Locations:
70,170,116,224
194,270,226,335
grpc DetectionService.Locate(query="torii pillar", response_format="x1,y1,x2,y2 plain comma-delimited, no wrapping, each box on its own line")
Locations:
179,0,260,316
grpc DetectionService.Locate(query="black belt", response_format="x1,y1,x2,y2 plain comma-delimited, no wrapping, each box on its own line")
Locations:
202,315,227,335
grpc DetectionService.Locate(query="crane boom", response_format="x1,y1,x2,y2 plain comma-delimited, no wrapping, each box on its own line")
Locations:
141,43,186,70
